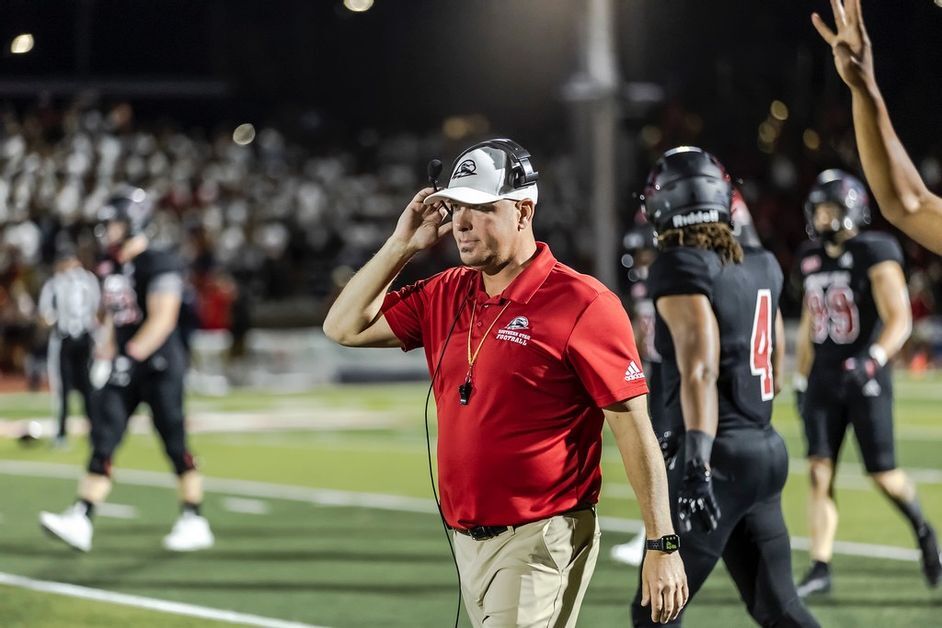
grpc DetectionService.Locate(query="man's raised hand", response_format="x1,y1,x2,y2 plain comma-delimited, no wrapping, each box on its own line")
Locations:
811,0,875,92
390,188,451,254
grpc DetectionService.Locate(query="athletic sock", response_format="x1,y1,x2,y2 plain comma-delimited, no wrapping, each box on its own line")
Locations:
77,499,95,520
889,495,928,537
182,502,201,517
808,560,830,578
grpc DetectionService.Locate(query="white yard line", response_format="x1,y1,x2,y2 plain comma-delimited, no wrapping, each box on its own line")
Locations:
0,571,327,628
96,503,139,520
0,460,922,566
222,497,271,515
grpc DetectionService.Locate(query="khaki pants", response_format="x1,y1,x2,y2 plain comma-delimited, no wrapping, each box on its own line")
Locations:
452,509,601,628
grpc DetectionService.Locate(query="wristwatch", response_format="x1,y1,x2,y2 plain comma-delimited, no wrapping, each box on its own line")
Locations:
645,534,680,554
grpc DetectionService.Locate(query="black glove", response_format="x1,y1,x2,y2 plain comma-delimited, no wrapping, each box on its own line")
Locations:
842,353,881,389
657,429,681,469
677,460,721,534
108,354,139,388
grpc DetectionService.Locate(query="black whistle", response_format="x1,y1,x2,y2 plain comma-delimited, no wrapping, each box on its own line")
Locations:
458,381,472,406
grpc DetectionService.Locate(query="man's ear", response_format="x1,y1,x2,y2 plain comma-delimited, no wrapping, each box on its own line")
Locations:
516,199,535,229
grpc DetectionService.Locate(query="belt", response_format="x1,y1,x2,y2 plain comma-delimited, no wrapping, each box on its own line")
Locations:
452,504,595,541
453,525,510,541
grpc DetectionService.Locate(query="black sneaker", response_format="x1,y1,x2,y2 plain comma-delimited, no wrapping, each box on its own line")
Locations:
918,525,942,588
796,564,832,598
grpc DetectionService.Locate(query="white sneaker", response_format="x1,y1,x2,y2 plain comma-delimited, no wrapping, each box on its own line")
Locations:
610,531,646,566
162,512,214,552
39,504,93,552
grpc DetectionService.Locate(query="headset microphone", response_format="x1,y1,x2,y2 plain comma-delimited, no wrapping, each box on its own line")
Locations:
427,159,443,190
427,158,452,221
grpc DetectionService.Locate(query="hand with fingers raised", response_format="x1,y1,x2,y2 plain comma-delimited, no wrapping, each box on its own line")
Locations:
811,0,875,92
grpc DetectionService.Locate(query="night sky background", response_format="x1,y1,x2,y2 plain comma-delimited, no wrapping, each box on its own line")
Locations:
1,0,939,149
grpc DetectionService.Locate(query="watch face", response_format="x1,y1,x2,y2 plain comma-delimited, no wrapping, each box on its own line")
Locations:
664,535,680,552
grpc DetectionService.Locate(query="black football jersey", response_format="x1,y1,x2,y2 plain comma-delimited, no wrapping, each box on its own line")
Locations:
98,248,185,353
795,232,903,364
649,245,782,429
625,266,662,364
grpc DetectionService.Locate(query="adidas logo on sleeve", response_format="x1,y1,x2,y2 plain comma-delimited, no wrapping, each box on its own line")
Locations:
624,360,645,382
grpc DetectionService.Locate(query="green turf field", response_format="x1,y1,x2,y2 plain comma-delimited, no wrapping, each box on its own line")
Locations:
1,375,940,627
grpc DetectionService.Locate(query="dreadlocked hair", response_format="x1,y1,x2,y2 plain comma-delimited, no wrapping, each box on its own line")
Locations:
657,223,744,265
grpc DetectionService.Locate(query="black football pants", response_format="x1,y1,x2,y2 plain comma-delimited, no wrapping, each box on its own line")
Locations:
632,425,819,627
50,333,94,438
88,343,195,476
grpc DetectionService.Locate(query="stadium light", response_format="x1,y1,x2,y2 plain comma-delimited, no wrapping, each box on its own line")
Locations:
10,33,34,54
640,125,662,148
758,121,777,143
343,0,374,12
803,129,821,151
770,100,789,121
232,123,256,146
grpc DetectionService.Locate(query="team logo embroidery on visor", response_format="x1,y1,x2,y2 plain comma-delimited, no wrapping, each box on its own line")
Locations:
453,159,477,179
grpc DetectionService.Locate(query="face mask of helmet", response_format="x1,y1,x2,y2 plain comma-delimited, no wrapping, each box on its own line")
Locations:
814,213,855,244
94,189,152,254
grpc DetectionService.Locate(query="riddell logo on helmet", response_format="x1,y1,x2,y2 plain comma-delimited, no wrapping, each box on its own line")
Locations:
672,209,719,228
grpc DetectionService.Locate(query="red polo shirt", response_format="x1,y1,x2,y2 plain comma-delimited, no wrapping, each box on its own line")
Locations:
381,242,647,529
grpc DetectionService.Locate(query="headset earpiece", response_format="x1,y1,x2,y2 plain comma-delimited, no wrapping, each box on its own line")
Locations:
449,138,540,191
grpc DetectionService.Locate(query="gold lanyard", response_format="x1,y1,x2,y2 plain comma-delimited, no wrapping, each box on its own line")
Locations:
458,299,512,406
466,300,512,370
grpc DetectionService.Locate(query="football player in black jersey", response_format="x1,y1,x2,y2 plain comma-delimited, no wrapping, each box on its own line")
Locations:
793,170,940,596
630,147,818,627
40,188,214,553
812,0,942,256
613,188,770,569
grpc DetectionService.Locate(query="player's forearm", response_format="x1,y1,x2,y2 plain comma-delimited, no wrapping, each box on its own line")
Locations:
875,312,911,361
95,319,116,359
323,238,415,344
607,400,675,537
851,83,934,225
678,364,718,439
126,319,175,361
795,312,814,379
871,265,912,361
795,342,814,380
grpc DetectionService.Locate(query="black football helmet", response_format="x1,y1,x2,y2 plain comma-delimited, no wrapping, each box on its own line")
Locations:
641,146,733,235
804,169,870,240
94,186,153,247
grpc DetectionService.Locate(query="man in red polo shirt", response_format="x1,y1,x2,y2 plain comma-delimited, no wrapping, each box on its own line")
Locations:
324,138,686,626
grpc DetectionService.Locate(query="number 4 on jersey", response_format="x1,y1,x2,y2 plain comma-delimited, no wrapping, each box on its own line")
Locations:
750,289,774,401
